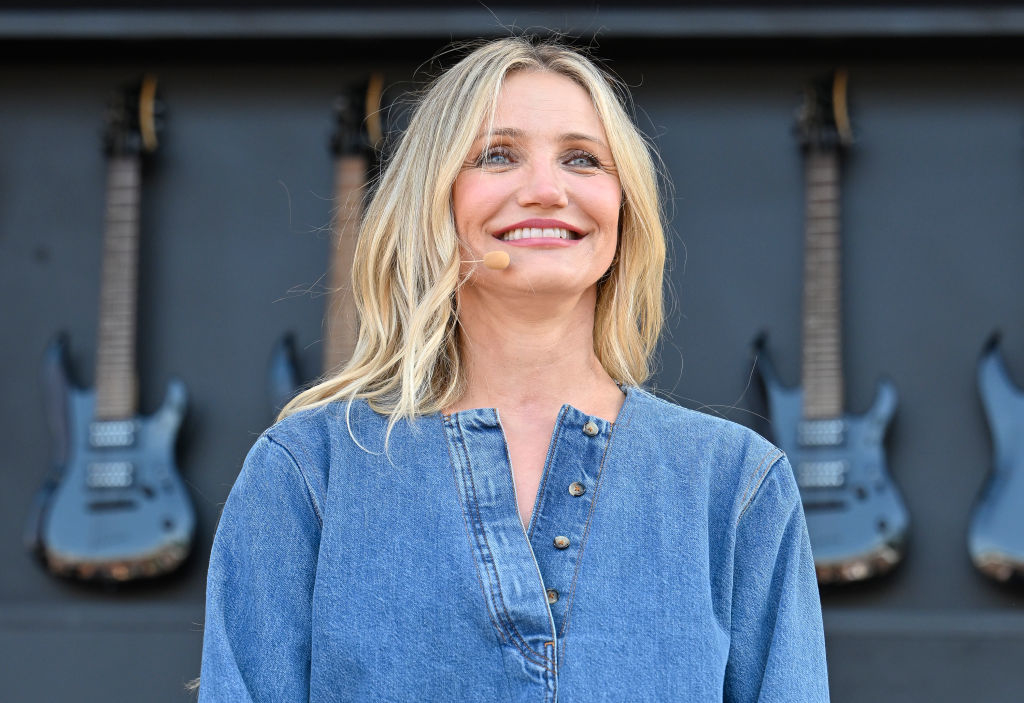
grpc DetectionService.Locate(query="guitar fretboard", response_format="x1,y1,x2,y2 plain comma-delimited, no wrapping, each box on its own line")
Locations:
801,148,844,420
94,155,141,420
323,154,366,373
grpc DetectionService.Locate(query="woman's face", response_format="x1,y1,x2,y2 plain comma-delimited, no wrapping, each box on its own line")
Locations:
452,70,621,296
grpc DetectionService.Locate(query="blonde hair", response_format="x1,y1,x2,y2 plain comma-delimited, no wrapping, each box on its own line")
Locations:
280,36,666,426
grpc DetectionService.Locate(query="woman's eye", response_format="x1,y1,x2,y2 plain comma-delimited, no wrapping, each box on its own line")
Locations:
477,147,514,167
566,150,601,168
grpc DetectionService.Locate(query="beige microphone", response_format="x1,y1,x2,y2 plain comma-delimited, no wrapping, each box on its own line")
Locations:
466,251,511,270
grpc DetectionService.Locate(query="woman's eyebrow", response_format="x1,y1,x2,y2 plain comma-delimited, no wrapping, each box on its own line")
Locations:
560,132,608,149
475,127,523,140
476,127,607,149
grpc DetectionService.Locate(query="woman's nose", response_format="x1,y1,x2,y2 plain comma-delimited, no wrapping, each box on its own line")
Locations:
517,162,569,209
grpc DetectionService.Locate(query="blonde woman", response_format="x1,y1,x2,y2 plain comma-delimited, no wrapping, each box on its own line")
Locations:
199,37,829,702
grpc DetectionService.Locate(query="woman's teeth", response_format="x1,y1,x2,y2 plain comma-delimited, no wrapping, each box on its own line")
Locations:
498,227,577,241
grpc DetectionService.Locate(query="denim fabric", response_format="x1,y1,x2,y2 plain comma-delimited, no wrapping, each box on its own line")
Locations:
200,385,829,702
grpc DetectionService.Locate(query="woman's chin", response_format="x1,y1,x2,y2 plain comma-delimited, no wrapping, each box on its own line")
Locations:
476,270,601,299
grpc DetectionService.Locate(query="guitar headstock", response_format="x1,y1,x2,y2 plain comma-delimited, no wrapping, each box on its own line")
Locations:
796,68,853,152
103,74,162,158
330,73,385,158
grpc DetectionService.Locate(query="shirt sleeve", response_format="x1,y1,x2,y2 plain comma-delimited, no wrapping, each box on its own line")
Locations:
199,434,322,702
724,454,830,702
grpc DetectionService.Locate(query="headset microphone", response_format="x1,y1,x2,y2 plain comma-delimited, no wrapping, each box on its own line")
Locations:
474,251,511,270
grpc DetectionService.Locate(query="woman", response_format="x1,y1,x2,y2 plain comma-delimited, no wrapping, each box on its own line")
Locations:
199,37,829,701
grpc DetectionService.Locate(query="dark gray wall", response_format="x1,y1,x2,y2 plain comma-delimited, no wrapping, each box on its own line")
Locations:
2,27,1024,703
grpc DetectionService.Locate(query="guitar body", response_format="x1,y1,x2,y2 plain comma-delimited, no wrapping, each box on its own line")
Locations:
34,336,195,581
970,337,1024,582
757,346,909,583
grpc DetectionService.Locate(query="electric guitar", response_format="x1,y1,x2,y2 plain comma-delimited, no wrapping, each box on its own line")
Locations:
755,70,910,585
268,75,384,412
970,333,1024,582
24,76,195,582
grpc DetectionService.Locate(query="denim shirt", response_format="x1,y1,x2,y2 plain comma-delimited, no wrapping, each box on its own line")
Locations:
199,385,829,702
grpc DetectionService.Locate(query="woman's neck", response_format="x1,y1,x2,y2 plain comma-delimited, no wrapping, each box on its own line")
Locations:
451,285,624,423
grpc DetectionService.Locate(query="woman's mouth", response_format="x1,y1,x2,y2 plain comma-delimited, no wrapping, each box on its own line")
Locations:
496,227,582,242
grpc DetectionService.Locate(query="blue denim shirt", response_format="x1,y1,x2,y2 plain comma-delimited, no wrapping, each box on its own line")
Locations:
200,385,828,702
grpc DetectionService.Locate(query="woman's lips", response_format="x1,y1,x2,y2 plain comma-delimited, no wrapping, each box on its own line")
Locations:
493,226,585,242
493,218,582,236
489,222,587,248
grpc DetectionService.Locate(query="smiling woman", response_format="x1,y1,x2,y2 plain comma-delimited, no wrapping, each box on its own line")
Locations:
278,38,666,430
198,36,829,702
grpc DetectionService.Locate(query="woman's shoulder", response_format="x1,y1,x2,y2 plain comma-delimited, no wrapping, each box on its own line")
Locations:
259,397,384,464
622,386,791,513
625,386,779,457
238,399,384,505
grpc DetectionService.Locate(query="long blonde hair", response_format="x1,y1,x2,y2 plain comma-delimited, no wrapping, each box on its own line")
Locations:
280,36,666,425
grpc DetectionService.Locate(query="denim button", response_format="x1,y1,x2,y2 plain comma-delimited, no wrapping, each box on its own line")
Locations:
582,421,599,436
553,536,570,549
568,482,585,497
546,588,559,604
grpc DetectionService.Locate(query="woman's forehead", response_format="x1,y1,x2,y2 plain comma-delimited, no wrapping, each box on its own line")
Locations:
477,71,607,143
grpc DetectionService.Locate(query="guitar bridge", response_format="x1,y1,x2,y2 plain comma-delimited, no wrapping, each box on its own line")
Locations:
90,421,136,448
798,419,846,447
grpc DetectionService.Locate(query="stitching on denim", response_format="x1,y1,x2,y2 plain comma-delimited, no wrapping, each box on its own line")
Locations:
738,447,776,509
451,414,552,669
446,417,508,642
455,415,522,649
738,447,780,513
736,449,784,525
527,405,568,541
556,395,630,664
442,415,507,644
544,641,556,703
264,434,323,527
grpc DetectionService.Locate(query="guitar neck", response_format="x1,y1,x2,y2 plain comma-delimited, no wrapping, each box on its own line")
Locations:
801,147,845,420
323,153,367,373
94,154,142,420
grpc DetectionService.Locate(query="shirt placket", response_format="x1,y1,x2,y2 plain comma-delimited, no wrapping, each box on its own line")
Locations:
444,409,559,703
526,407,613,647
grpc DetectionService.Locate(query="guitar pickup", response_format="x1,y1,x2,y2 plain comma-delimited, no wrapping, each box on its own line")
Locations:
798,419,846,447
89,421,136,448
796,460,848,489
87,461,135,489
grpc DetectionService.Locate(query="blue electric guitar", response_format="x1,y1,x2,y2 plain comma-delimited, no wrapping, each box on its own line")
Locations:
268,76,384,413
970,334,1024,582
755,70,910,585
24,76,195,582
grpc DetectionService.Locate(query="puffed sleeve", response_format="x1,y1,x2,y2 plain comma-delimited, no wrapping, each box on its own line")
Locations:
724,454,830,702
199,434,322,702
